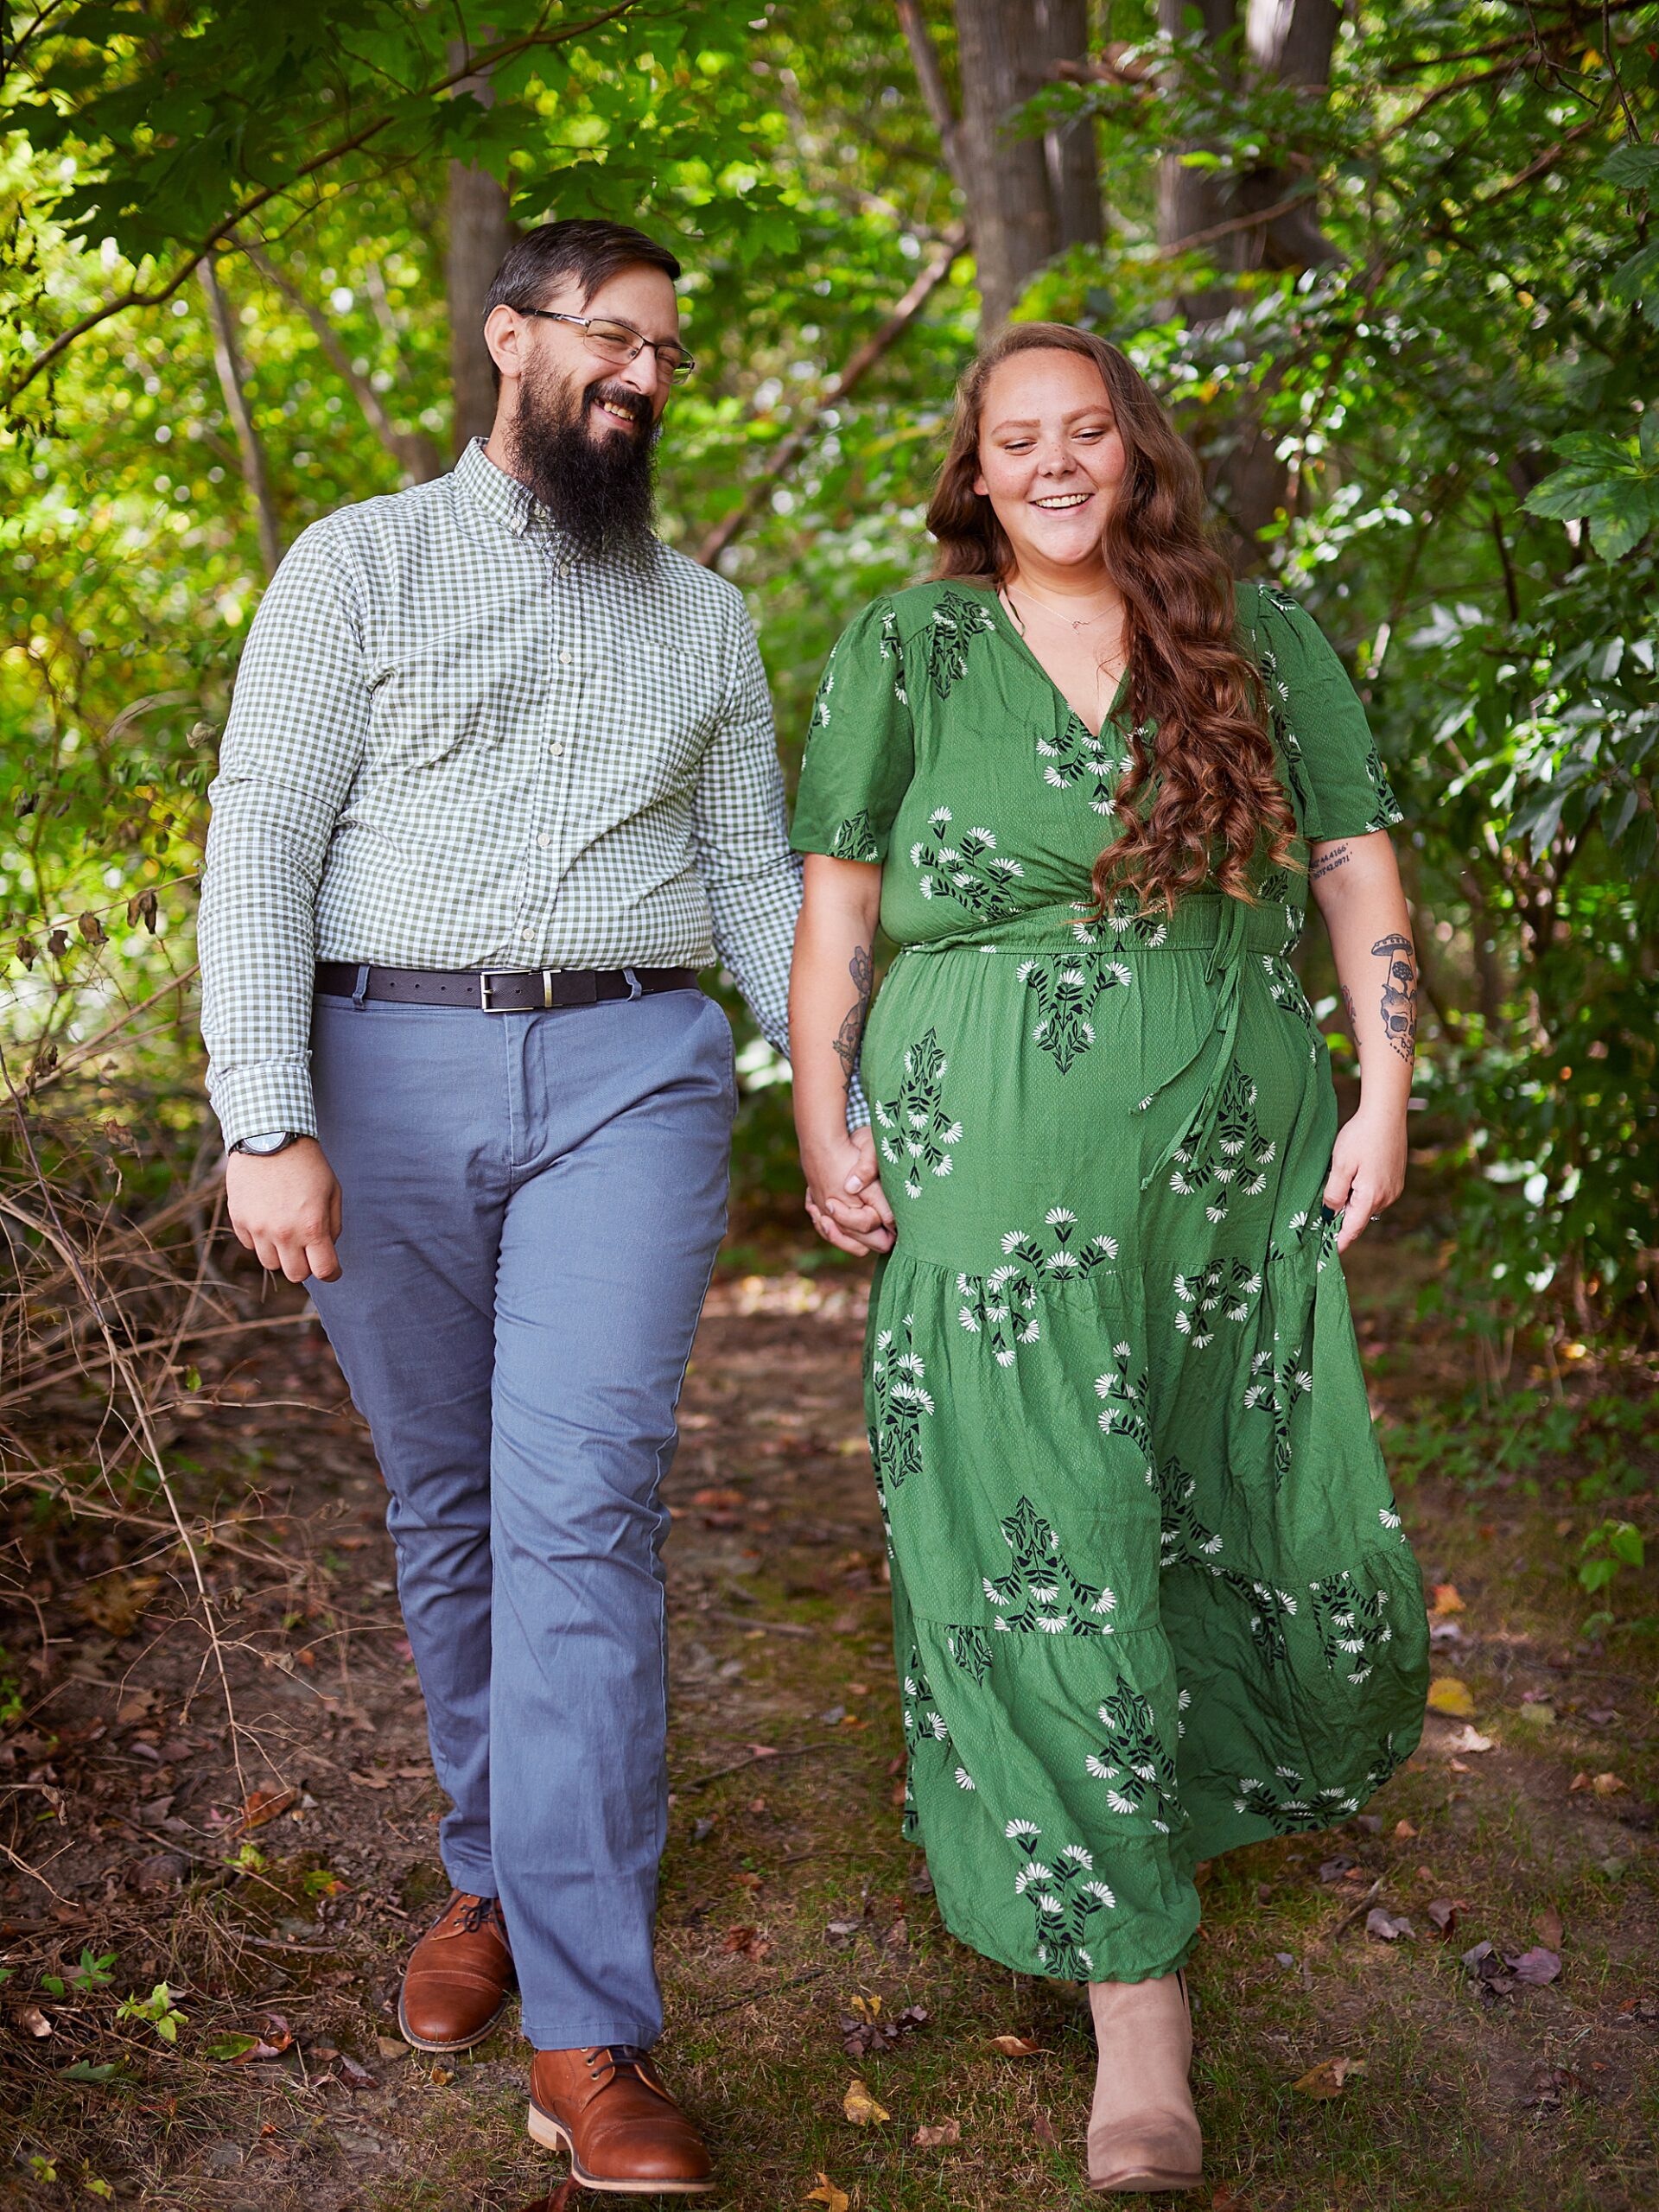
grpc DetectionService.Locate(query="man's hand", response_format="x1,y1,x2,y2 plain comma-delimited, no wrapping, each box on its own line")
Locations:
225,1137,343,1283
801,1125,895,1257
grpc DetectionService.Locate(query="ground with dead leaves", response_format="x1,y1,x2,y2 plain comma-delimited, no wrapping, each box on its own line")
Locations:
2,1231,1656,2209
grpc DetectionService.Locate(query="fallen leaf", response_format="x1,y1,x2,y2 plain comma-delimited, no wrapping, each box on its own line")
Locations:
1393,1818,1417,1838
1031,2111,1059,2148
1292,2055,1364,2098
1427,1677,1477,1718
1447,1725,1495,1753
1536,1904,1564,1950
988,2033,1046,2057
719,1925,772,1960
1592,1771,1628,1796
1448,1758,1471,1774
1505,1946,1562,1986
19,2005,52,2037
234,1787,298,1835
804,2178,849,2212
74,1573,161,1637
912,2120,960,2147
842,2077,890,2126
349,1770,392,1790
375,2036,410,2061
117,1688,159,1726
1426,1898,1463,1937
1516,1702,1555,1728
691,1487,744,1510
1430,1583,1465,1616
339,2053,377,2088
747,1744,779,1760
1365,1908,1414,1942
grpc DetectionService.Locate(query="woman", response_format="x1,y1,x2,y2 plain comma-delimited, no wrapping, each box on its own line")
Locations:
787,324,1430,2194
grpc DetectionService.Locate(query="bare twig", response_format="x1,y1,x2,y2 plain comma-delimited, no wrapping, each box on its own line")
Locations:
694,222,969,568
0,1055,251,1799
238,239,445,483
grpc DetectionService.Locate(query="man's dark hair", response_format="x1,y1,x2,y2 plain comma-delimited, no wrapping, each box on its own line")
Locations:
485,219,681,322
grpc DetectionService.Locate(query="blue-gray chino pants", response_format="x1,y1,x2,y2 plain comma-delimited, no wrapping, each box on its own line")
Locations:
307,982,735,2050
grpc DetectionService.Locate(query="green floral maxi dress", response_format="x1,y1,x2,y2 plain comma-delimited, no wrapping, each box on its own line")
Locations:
790,577,1430,1986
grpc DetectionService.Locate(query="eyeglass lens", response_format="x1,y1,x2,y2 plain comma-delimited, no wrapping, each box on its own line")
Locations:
586,318,692,382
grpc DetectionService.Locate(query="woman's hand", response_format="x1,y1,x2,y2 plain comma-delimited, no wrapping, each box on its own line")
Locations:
802,1125,895,1256
1322,1104,1407,1254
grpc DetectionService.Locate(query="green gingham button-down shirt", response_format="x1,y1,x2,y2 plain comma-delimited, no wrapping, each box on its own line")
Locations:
200,438,846,1147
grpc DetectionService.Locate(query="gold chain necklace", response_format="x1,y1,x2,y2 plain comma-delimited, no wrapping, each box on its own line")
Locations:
1001,578,1122,635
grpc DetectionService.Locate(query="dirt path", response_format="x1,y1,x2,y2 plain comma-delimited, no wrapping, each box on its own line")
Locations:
2,1240,1655,2209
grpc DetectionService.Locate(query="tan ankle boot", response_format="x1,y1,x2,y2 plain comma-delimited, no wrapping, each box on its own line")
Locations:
1086,1968,1203,2193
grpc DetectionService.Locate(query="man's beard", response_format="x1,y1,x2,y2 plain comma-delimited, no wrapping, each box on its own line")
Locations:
507,354,661,569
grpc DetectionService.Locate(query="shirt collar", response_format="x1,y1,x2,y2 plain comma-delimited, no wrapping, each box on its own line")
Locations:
454,435,580,559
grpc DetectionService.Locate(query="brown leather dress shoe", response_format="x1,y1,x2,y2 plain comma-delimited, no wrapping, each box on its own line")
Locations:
396,1890,514,2053
528,2044,714,2195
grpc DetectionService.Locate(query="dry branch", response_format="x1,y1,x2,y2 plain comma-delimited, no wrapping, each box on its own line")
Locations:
694,223,969,569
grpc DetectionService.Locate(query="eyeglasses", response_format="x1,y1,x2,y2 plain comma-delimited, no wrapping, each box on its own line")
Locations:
520,308,696,385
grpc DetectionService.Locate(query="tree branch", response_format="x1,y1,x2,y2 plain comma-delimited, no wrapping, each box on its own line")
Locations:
893,0,965,183
197,257,282,579
238,239,444,484
694,222,969,569
3,5,639,405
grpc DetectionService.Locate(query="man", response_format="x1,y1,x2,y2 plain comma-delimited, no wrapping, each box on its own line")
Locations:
199,217,880,2192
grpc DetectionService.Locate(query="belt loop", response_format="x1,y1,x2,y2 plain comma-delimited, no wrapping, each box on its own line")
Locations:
351,963,371,1008
623,965,645,1001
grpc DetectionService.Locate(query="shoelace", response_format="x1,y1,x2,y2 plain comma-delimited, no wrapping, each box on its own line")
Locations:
451,1893,502,1936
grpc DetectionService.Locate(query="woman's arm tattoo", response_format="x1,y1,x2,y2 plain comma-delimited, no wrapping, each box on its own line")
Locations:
832,944,874,1080
1370,932,1418,1064
1341,982,1358,1037
1310,841,1352,884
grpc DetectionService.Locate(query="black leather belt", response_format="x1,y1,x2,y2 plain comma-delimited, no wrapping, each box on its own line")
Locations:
315,961,698,1014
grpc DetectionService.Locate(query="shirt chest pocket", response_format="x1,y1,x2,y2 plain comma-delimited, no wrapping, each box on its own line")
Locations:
587,633,725,793
368,611,546,773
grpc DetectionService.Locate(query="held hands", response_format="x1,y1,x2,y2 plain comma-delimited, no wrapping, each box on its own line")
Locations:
802,1125,896,1257
1323,1106,1408,1255
225,1137,344,1283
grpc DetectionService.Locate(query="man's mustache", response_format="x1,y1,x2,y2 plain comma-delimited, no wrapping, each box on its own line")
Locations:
584,380,653,433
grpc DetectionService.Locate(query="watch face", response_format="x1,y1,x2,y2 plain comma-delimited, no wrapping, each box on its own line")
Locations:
237,1131,294,1155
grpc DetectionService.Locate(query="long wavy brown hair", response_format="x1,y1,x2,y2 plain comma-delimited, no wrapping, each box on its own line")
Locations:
926,322,1299,912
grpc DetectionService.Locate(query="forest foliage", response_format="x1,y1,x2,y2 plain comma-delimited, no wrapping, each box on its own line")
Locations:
1,0,1656,1350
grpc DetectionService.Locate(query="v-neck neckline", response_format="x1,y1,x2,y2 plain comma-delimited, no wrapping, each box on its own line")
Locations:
982,583,1130,741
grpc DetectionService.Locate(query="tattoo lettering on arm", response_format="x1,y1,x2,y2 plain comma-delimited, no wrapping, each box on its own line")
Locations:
1310,842,1352,884
832,944,874,1080
1370,932,1418,1065
1341,982,1358,1037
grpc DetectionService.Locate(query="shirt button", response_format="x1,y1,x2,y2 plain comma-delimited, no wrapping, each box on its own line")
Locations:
559,649,572,666
550,740,564,758
537,832,551,849
519,927,532,943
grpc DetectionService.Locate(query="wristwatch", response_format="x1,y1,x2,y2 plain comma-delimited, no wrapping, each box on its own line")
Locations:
230,1130,302,1156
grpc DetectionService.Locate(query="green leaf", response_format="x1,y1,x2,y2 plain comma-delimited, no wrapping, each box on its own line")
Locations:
1599,145,1659,190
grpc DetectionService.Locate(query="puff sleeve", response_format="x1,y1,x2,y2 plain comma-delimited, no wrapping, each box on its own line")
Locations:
790,596,917,863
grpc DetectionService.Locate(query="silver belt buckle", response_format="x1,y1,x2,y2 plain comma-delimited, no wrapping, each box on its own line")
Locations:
478,970,512,1013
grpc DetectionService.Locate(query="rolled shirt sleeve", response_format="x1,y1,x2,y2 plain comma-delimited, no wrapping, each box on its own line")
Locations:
198,520,370,1147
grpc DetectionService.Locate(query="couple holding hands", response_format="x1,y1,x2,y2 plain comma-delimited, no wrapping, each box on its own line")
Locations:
201,217,1427,2196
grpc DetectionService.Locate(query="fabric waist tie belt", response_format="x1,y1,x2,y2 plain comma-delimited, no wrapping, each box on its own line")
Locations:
315,961,698,1014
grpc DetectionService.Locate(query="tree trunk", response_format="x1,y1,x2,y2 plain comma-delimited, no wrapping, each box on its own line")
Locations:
446,37,518,456
948,0,1103,334
197,257,281,579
